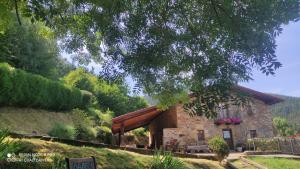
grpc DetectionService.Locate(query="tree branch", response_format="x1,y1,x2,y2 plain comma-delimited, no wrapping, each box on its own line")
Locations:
14,0,22,25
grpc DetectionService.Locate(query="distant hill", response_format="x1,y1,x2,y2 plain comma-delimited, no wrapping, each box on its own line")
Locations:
269,94,300,132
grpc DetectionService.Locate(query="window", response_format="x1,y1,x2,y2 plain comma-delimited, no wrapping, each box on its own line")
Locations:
197,130,205,141
249,130,257,138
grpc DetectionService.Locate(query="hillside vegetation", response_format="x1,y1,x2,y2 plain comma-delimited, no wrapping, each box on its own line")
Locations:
270,94,300,132
2,138,224,169
0,63,91,111
0,107,74,135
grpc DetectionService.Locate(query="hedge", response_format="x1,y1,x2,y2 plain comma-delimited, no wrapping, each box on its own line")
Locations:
0,63,92,111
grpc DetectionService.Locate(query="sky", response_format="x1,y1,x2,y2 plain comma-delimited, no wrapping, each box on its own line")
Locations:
240,21,300,97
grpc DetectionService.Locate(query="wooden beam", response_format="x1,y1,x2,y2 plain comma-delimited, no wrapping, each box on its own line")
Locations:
112,106,160,123
112,110,163,134
118,123,125,146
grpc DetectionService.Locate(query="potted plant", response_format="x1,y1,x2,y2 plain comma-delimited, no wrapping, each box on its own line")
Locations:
231,117,242,125
236,143,246,152
223,118,231,125
214,119,226,125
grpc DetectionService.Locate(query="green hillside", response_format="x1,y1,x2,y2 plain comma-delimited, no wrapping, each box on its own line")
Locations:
269,94,300,132
0,107,74,135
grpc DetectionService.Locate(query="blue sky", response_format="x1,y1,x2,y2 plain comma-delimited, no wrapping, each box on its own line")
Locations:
240,21,300,97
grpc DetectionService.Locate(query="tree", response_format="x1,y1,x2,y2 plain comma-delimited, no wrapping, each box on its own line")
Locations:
63,68,148,116
0,13,72,79
273,117,296,137
2,0,299,117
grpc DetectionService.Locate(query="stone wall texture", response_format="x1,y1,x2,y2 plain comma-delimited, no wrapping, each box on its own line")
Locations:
162,98,274,149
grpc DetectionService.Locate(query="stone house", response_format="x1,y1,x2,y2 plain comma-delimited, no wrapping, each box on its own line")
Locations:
112,86,283,150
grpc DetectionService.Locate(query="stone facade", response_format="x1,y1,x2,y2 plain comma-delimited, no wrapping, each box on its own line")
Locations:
153,98,274,150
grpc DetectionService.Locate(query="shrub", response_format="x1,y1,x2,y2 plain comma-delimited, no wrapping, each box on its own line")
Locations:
72,109,96,141
80,90,93,108
51,154,66,169
150,151,185,169
75,126,96,141
0,129,21,160
208,136,230,163
95,126,112,144
132,128,148,137
127,128,149,145
247,138,279,151
48,123,76,139
0,63,91,111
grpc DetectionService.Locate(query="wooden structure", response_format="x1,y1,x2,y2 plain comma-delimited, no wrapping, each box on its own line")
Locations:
112,106,163,146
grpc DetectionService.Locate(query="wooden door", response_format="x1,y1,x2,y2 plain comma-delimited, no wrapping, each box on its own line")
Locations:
222,129,234,149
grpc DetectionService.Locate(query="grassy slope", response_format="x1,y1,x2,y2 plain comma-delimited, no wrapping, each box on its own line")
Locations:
248,156,300,169
0,107,73,135
17,138,224,169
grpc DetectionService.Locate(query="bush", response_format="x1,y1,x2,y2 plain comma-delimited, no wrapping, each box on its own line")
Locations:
150,151,185,169
48,123,76,139
0,63,92,111
51,154,67,169
95,126,112,144
72,109,96,141
75,126,96,141
131,128,148,137
247,138,279,151
208,136,230,163
0,129,21,160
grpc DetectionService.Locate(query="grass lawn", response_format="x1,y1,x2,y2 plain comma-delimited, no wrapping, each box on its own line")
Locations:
5,138,225,169
248,156,300,169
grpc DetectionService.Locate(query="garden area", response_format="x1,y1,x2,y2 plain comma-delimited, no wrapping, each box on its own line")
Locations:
230,156,300,169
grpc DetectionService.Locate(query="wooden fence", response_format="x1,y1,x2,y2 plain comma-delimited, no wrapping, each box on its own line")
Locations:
247,137,300,155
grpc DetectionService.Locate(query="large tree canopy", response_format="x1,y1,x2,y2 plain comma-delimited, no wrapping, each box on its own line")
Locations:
2,0,299,117
0,12,74,79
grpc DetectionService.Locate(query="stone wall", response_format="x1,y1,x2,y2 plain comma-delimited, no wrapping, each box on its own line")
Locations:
163,98,274,149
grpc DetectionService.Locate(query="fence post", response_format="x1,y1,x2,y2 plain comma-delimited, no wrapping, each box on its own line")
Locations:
253,139,256,151
277,138,281,151
290,139,294,154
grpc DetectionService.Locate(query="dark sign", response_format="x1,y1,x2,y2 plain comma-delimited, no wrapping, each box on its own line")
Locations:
66,156,96,169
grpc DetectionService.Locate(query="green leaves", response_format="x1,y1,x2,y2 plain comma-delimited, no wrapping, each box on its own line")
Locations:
63,68,148,116
0,63,91,111
150,151,185,169
273,117,296,137
0,129,21,161
208,136,230,163
1,0,299,118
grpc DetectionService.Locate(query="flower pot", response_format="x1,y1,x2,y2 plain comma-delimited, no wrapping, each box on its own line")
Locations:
237,147,243,152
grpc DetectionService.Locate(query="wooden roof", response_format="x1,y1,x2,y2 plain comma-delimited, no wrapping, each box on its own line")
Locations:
111,106,163,134
111,86,283,134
